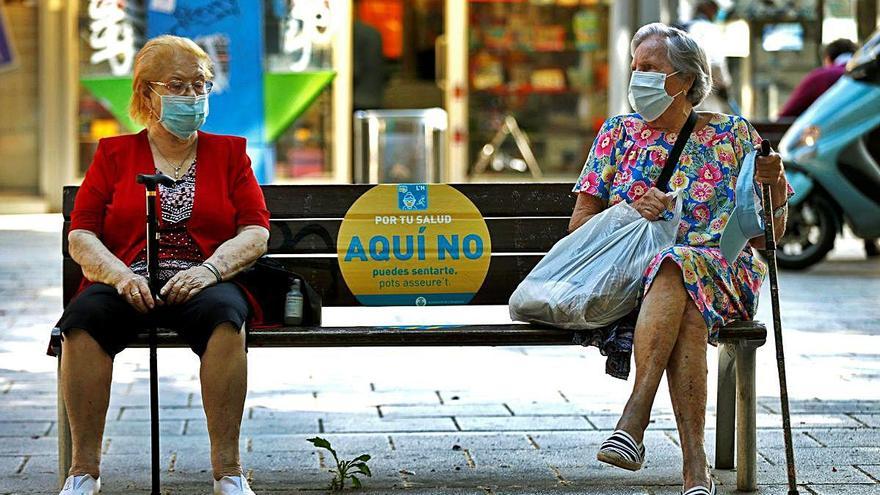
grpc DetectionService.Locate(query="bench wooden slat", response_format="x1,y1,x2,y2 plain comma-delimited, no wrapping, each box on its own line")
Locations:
63,183,578,220
753,120,794,146
715,320,768,343
49,321,765,350
63,254,544,306
62,217,572,256
274,255,544,306
266,217,569,254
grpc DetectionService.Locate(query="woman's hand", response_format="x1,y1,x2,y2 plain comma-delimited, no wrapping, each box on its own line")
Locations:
159,265,217,305
754,147,785,185
114,271,156,313
751,146,790,248
632,187,673,221
754,146,788,204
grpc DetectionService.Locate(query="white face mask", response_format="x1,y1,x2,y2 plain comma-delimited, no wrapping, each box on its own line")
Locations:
628,70,683,121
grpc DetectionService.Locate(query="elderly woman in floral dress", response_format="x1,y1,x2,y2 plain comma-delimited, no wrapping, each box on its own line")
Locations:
568,23,792,495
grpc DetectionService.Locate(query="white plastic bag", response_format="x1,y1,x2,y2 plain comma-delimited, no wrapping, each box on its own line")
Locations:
509,191,683,329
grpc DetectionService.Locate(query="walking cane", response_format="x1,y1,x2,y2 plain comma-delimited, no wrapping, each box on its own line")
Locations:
758,140,799,494
136,172,174,495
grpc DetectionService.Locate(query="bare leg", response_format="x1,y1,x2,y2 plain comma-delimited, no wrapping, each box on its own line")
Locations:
666,302,711,490
615,260,690,442
200,323,248,480
61,329,113,478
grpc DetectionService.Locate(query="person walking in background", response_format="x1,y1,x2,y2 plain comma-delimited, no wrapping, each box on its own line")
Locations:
353,15,385,111
778,38,858,118
685,0,732,113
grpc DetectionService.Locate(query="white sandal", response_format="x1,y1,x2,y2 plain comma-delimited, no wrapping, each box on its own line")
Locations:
214,475,256,495
59,474,101,495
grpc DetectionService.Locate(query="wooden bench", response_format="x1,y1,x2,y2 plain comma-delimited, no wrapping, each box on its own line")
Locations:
50,183,766,491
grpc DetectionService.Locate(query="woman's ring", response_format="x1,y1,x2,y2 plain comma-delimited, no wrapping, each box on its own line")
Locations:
131,288,140,295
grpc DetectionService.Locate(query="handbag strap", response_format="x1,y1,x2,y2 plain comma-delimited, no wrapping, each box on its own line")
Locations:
655,110,698,192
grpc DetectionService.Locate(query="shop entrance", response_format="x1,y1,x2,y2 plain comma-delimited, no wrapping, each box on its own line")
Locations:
445,0,612,183
355,0,445,111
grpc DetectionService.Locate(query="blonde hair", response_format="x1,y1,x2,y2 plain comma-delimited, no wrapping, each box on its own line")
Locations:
129,35,215,126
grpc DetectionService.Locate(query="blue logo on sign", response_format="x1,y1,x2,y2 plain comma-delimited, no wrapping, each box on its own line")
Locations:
398,184,428,211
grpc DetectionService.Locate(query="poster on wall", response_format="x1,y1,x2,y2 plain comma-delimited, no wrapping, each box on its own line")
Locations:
0,4,17,72
148,0,264,147
337,184,493,306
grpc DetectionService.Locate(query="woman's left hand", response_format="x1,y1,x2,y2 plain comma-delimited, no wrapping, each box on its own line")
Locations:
754,145,786,188
159,265,217,305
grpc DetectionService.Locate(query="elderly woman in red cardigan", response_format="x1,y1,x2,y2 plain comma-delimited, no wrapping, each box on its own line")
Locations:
57,36,267,495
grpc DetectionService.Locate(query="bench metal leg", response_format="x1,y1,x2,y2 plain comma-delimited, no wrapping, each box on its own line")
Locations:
715,343,736,470
57,357,72,488
735,342,759,492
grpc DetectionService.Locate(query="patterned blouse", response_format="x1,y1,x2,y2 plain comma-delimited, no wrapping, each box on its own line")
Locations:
130,162,204,283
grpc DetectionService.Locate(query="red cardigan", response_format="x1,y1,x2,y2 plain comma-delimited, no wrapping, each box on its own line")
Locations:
71,130,271,323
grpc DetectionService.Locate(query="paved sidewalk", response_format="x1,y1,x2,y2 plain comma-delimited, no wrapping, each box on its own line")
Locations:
1,214,879,494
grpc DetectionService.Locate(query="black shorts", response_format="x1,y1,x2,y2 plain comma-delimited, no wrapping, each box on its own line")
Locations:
56,282,250,358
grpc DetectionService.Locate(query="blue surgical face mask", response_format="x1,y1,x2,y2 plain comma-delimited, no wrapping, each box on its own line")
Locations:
151,89,209,140
628,70,682,121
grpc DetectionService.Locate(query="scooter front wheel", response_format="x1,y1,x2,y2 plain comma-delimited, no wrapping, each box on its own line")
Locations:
776,194,838,270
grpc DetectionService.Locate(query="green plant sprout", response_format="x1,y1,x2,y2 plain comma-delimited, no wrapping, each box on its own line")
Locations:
307,437,372,490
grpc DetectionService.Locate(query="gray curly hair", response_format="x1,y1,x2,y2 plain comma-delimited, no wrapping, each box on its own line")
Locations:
631,23,713,106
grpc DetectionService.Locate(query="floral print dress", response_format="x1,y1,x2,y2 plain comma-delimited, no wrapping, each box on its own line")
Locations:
574,113,785,336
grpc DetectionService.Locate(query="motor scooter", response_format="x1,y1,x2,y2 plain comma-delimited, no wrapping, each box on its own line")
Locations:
777,29,880,269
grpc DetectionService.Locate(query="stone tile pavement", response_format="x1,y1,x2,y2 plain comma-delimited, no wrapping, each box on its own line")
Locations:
1,215,879,494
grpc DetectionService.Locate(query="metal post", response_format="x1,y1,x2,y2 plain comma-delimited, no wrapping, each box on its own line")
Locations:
57,357,72,488
856,0,878,43
715,343,736,470
735,341,758,491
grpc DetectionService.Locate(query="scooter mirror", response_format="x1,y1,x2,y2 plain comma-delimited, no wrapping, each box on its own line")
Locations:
847,29,880,83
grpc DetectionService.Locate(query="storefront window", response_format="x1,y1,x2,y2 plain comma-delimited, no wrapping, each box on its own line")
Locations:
0,0,40,195
351,1,446,183
729,0,858,119
76,1,344,183
823,0,857,44
466,0,610,180
265,0,340,182
77,0,146,177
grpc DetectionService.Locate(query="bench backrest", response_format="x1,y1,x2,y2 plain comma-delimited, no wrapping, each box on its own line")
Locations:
62,183,576,307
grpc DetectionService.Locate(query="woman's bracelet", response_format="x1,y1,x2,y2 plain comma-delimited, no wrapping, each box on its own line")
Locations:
202,262,223,283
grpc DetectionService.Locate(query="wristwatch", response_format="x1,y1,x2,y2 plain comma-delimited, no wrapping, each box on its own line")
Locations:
772,202,788,219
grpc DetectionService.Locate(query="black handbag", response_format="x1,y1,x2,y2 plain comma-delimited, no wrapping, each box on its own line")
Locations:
235,257,322,327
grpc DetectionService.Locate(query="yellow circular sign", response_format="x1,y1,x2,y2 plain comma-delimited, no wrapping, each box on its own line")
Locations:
337,184,492,305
